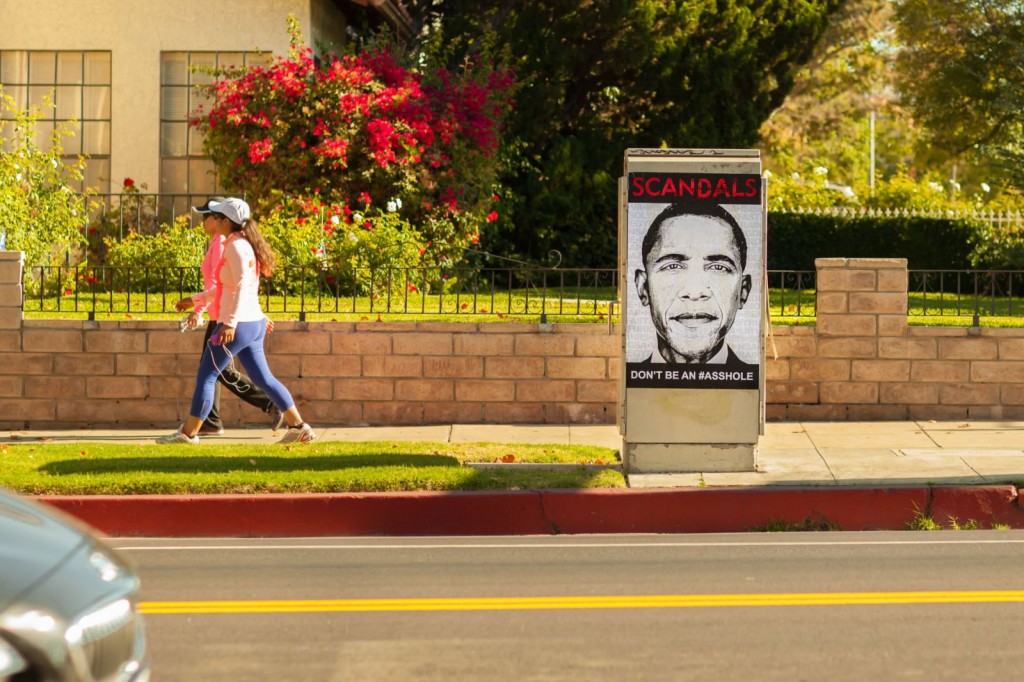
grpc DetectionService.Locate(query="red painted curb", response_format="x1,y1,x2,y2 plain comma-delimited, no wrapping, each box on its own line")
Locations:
540,487,933,533
37,485,1014,537
929,486,1024,529
41,492,554,537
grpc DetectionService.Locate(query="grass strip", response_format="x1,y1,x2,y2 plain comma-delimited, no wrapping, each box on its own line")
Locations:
0,441,624,495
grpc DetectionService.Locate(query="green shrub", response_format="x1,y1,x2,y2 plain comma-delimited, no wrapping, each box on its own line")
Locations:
102,216,207,292
968,222,1024,269
767,212,985,270
0,89,88,268
259,194,430,297
82,179,161,265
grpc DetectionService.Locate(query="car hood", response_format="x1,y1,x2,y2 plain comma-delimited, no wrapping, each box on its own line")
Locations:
0,488,89,608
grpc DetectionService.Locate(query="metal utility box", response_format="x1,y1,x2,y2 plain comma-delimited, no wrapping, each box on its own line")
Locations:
619,149,766,473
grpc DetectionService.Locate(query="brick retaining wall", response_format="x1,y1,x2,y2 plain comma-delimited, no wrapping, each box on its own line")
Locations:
5,252,1024,426
767,258,1024,421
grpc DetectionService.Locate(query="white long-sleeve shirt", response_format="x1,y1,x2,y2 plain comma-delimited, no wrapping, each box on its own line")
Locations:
197,234,264,328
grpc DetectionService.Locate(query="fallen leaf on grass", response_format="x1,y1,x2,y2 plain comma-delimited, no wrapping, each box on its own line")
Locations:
500,454,516,463
80,450,89,458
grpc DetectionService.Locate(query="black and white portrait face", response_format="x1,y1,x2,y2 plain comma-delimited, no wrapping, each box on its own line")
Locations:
635,212,751,364
626,197,761,374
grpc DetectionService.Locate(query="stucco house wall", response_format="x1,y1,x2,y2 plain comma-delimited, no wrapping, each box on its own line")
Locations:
0,0,343,191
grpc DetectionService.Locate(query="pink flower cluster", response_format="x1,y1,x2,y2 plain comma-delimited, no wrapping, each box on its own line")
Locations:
248,138,273,164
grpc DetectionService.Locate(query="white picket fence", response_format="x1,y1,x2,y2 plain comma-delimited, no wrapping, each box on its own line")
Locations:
779,206,1024,229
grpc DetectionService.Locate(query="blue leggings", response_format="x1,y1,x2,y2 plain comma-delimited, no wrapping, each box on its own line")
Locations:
190,320,294,421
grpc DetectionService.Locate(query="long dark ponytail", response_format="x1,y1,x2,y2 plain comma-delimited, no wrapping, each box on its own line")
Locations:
230,217,277,277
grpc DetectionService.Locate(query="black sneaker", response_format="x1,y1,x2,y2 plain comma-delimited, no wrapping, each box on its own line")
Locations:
198,424,225,436
269,406,286,431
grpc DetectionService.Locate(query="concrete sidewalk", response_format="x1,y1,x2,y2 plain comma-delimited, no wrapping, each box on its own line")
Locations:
9,419,1024,487
11,420,1024,536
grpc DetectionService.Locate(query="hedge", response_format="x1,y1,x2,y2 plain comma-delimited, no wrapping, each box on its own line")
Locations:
766,213,994,271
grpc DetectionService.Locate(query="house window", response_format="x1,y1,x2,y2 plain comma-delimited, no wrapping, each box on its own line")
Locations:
0,50,112,193
160,51,271,214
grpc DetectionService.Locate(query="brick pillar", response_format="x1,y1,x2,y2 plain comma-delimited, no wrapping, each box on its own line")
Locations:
0,251,24,331
815,258,907,338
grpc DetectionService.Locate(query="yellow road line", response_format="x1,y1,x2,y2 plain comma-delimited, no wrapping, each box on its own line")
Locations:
139,591,1024,614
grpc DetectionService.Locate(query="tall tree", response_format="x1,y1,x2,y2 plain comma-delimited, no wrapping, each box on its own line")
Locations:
406,0,842,267
759,0,918,189
895,0,1024,182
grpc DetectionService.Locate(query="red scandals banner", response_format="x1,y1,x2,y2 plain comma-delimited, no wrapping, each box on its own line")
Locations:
628,173,762,205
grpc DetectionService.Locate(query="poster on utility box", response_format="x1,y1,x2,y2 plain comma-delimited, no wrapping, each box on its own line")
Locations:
625,171,762,390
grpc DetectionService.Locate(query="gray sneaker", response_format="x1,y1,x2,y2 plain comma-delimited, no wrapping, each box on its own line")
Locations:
277,422,317,444
156,426,200,445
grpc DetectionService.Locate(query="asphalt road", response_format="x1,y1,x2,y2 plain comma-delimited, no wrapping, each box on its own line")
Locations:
113,532,1024,681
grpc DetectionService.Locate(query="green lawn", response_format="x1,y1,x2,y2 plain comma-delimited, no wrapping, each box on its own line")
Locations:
0,441,625,495
23,289,619,324
20,284,1024,326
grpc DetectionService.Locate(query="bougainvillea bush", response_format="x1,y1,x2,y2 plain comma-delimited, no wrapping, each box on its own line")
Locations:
193,18,513,284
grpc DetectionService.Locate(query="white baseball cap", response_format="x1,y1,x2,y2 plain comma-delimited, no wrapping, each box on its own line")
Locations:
205,197,250,225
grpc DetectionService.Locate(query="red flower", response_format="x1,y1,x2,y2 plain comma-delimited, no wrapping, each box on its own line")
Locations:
486,211,498,222
248,138,273,164
407,282,418,293
123,178,134,188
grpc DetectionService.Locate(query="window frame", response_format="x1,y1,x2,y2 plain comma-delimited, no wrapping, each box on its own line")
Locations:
159,50,272,213
0,49,112,194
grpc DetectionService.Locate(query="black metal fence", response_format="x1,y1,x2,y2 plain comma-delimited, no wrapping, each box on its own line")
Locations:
909,270,1024,322
21,265,1024,322
23,264,619,321
85,192,208,240
767,270,816,319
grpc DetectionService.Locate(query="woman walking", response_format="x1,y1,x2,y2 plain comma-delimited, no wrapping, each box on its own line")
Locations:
158,197,317,445
183,197,283,436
